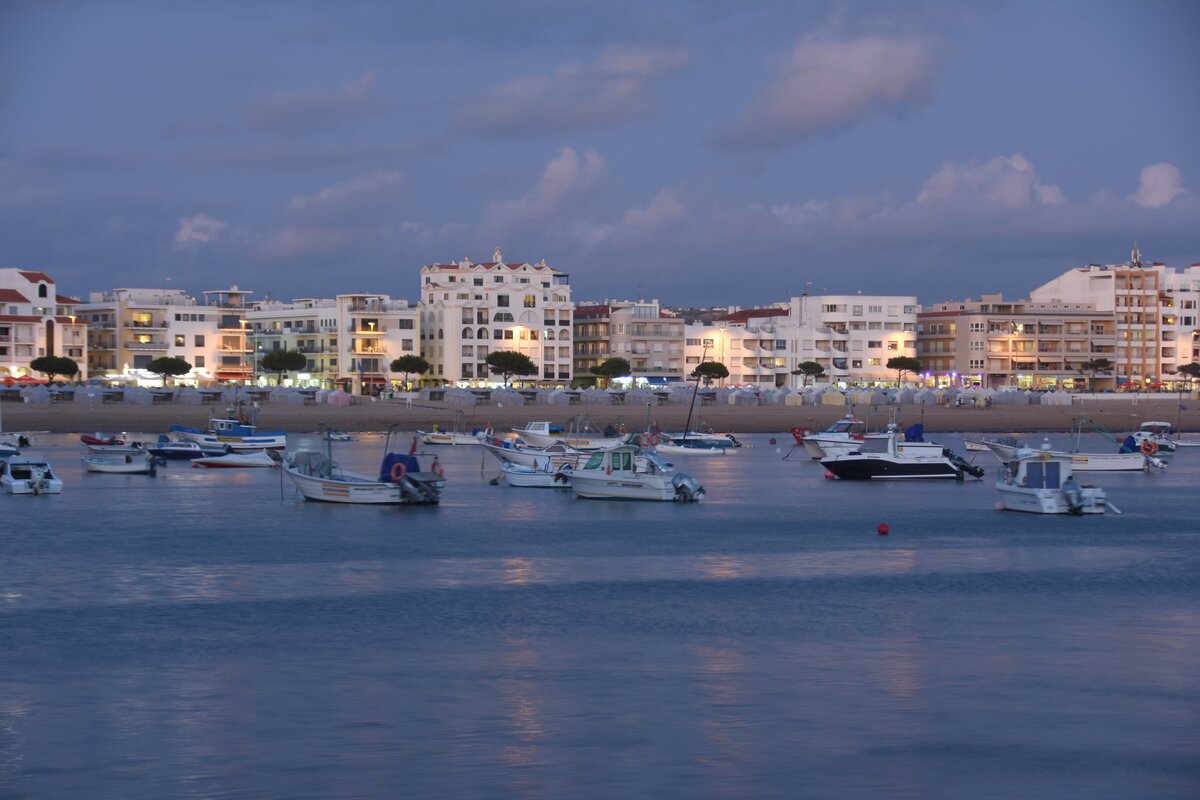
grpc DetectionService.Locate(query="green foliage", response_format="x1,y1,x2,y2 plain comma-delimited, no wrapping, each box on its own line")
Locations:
390,355,431,389
589,357,630,387
1177,362,1200,380
260,349,308,384
29,355,79,382
146,356,192,385
886,356,923,384
1080,358,1114,391
485,350,537,387
791,360,826,386
692,361,729,385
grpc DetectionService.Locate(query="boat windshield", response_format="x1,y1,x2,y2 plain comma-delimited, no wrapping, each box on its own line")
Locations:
584,452,604,470
827,420,863,434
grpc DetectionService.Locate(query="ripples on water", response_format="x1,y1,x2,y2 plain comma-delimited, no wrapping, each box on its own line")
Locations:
2,432,1198,799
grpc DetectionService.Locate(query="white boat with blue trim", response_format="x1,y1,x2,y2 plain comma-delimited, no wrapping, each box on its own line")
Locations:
170,405,287,451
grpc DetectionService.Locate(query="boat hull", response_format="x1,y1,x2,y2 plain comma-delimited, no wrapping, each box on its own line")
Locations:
822,455,964,480
996,484,1107,514
1068,452,1147,472
418,430,483,446
499,463,572,488
190,451,278,468
81,456,158,474
284,466,443,504
170,425,287,451
2,461,63,494
569,473,678,500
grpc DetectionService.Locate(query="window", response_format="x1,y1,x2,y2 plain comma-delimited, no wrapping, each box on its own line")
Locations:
195,356,205,368
174,335,185,346
887,341,898,351
402,339,413,351
852,305,863,316
194,335,205,347
473,278,483,286
852,359,863,368
497,295,510,307
867,358,881,366
867,340,882,349
523,294,536,308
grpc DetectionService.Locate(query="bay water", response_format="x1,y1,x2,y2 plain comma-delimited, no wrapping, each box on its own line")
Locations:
2,432,1198,799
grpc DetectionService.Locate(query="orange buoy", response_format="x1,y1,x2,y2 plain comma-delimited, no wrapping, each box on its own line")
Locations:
877,523,889,536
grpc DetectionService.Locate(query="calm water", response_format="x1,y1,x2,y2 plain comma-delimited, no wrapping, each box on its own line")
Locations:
2,431,1198,799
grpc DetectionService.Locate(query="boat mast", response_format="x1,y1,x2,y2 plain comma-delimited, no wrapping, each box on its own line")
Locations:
682,344,709,445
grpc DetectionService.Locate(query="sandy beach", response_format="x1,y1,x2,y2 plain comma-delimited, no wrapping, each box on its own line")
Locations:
3,396,1196,437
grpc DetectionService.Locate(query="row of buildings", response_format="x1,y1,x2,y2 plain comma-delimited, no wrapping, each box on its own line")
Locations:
2,246,1198,391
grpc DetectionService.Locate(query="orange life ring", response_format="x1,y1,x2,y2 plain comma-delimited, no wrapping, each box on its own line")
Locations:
1139,439,1159,456
390,462,408,481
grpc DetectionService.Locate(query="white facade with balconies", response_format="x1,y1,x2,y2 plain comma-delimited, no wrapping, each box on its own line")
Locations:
419,249,573,385
0,268,88,381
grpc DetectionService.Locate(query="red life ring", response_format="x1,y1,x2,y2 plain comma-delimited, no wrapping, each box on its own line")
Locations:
649,434,661,446
637,434,651,447
390,462,408,481
1139,439,1159,456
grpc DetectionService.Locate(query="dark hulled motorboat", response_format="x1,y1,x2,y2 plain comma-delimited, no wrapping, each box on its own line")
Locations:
821,432,984,481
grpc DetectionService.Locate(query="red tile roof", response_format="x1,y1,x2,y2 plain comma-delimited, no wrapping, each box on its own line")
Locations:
56,294,82,304
17,270,54,284
574,304,612,317
0,288,30,303
713,308,788,323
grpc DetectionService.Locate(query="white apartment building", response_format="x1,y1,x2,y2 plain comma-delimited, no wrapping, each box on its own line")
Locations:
1028,246,1200,385
683,295,919,387
574,299,686,386
419,249,573,385
0,268,88,380
244,293,419,390
77,286,252,383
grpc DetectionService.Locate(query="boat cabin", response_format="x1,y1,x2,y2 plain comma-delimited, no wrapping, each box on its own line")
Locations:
1138,421,1173,436
822,416,865,436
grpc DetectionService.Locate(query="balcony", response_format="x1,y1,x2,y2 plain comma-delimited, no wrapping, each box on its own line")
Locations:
125,342,168,351
124,321,167,329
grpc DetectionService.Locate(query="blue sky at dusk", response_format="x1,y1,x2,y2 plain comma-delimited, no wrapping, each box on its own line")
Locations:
2,0,1197,305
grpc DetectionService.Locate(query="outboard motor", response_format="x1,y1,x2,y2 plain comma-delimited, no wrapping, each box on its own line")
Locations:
671,474,705,502
945,449,985,479
18,435,31,448
1062,476,1085,515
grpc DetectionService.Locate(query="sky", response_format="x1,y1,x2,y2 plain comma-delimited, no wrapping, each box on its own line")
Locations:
1,0,1198,307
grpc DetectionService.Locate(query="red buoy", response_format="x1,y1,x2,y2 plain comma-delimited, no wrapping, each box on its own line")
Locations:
769,437,777,445
877,523,889,536
824,470,835,480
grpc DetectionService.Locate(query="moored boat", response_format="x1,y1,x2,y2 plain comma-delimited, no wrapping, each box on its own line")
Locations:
81,451,164,475
147,436,228,460
190,450,280,469
498,457,573,488
170,404,287,451
2,458,64,495
80,432,123,446
512,419,625,451
822,431,983,481
568,444,704,502
992,441,1120,515
283,426,445,504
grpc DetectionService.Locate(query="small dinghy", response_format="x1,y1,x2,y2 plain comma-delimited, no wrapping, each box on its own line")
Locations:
190,450,280,469
81,451,164,475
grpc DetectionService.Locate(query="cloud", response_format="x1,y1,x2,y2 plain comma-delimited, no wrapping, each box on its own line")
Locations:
287,171,404,214
248,70,379,135
915,154,1065,209
257,226,363,261
620,188,684,230
456,46,688,135
718,34,936,150
484,147,607,231
174,214,227,248
1129,162,1187,208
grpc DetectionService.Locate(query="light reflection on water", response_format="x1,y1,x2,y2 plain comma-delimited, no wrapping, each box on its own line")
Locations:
1,432,1198,799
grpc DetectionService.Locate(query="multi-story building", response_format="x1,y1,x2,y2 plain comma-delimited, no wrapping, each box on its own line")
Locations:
77,286,252,382
918,293,1115,389
1027,246,1200,386
419,249,573,385
244,293,419,390
574,299,686,386
0,268,88,380
684,307,790,387
681,295,919,387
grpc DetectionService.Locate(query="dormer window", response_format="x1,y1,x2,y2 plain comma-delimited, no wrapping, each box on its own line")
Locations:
38,284,48,298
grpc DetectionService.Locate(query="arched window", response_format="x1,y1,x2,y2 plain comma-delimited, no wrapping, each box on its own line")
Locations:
558,330,570,340
38,284,48,298
544,330,555,340
438,329,444,339
477,327,488,340
462,327,474,339
493,312,514,323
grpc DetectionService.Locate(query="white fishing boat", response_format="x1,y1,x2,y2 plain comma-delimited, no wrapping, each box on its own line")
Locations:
2,458,64,495
513,418,625,451
659,430,742,449
1065,418,1165,470
190,449,280,469
85,443,146,457
147,436,227,460
1121,421,1177,456
283,426,445,504
655,439,732,456
568,444,704,502
418,409,489,445
170,404,287,450
81,451,163,475
799,415,887,459
483,438,583,469
991,441,1121,515
498,457,573,488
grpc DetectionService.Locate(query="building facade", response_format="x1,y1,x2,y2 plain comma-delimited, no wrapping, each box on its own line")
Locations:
244,294,419,390
77,286,252,382
0,268,88,381
684,308,790,387
419,249,573,385
574,299,686,385
918,293,1116,389
1027,247,1200,386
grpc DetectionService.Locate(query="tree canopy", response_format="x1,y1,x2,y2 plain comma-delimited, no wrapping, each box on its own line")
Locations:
29,355,79,382
692,361,729,385
589,357,630,387
1175,362,1200,380
886,356,922,385
1080,358,1114,391
260,349,307,385
146,356,192,385
485,350,537,387
390,355,431,389
791,360,826,386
